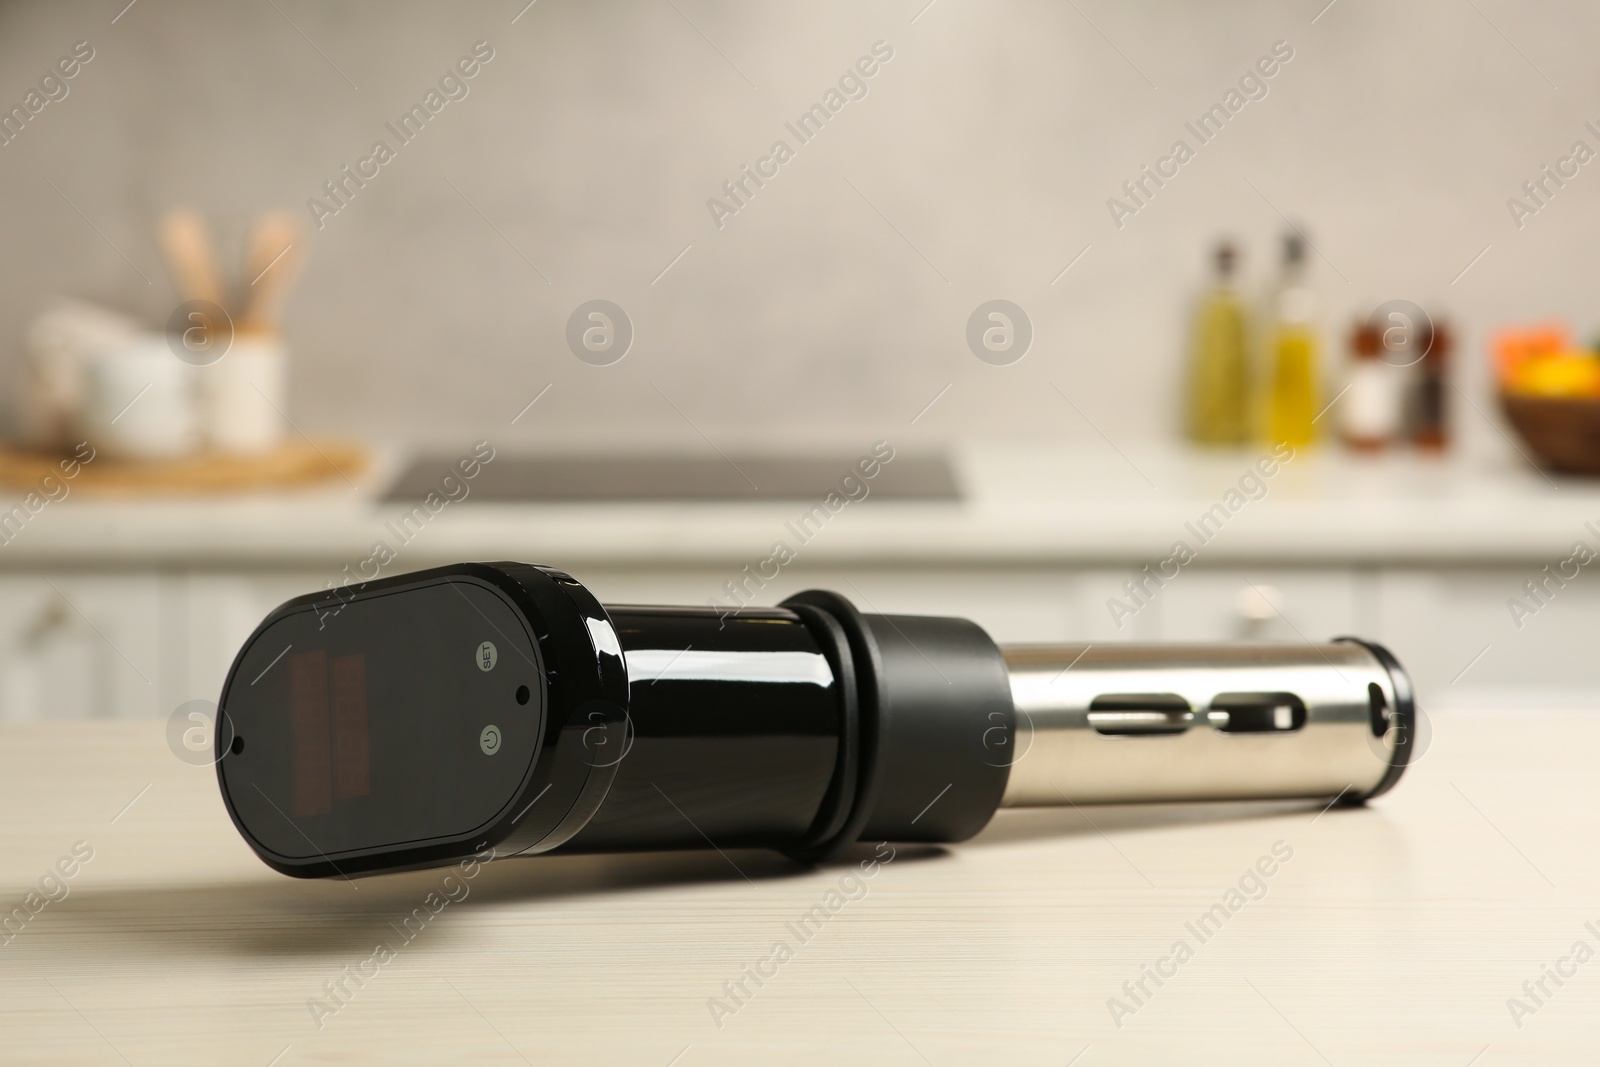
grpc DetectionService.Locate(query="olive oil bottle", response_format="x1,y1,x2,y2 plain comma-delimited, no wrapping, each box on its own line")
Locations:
1185,241,1252,445
1266,231,1320,448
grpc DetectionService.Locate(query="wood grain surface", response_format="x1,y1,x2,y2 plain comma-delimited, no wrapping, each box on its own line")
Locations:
0,712,1588,1065
0,440,367,495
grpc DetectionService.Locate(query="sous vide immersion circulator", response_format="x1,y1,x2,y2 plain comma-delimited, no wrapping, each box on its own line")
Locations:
212,563,1414,878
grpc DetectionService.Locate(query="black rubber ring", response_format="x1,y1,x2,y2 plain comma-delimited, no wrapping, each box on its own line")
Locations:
782,603,860,858
781,589,887,862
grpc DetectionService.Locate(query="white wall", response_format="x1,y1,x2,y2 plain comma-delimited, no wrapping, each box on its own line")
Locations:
0,0,1593,453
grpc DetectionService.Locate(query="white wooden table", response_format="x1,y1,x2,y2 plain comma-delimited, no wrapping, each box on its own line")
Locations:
0,712,1587,1064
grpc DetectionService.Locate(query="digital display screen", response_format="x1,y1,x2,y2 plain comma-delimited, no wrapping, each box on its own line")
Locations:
288,650,370,816
219,579,542,860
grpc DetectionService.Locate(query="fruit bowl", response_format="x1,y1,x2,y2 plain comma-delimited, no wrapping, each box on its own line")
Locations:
1501,393,1600,474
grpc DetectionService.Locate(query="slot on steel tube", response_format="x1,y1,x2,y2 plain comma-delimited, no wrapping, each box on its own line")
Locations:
1208,692,1308,733
1086,694,1193,736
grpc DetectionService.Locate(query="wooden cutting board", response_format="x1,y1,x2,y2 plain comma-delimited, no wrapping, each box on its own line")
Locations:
0,439,368,495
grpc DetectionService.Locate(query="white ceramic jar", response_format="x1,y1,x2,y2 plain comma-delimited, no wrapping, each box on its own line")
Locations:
81,335,200,460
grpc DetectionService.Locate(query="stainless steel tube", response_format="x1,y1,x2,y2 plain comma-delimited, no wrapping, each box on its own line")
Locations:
999,640,1405,807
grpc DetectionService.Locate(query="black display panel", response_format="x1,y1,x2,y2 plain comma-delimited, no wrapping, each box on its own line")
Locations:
219,579,542,860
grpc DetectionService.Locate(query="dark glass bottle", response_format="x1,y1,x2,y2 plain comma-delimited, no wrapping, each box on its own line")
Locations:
1412,320,1451,450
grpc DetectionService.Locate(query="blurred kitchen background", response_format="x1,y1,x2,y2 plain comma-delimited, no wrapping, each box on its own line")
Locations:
0,0,1598,722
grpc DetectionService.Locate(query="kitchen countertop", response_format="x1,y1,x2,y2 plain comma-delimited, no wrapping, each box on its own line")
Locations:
0,712,1589,1064
6,442,1597,569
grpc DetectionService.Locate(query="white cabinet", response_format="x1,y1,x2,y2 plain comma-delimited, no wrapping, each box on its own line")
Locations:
0,570,327,723
1372,568,1600,709
575,564,1365,645
0,574,166,721
568,563,1600,710
1065,567,1366,643
0,562,1590,720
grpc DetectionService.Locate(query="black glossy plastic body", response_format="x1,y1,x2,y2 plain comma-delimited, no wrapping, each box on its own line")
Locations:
560,599,1014,857
558,605,843,853
215,562,1014,878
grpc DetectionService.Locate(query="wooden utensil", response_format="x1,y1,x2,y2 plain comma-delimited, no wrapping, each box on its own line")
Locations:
157,207,228,310
238,211,304,336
